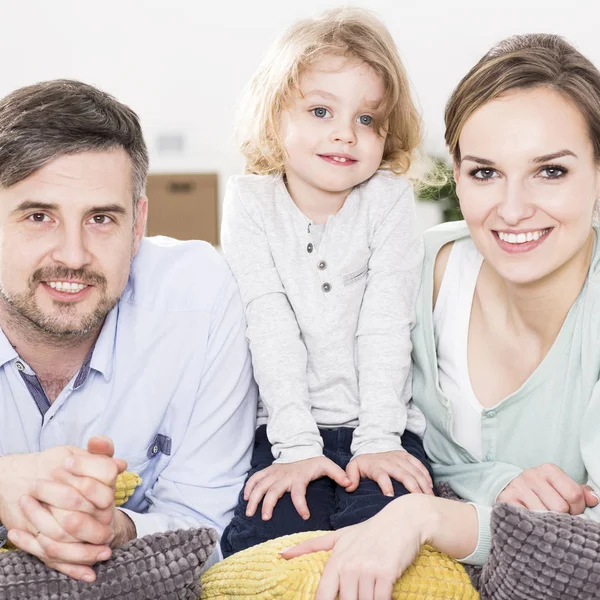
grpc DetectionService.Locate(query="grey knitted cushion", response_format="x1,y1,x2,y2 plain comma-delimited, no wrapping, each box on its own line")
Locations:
480,503,600,599
0,527,217,600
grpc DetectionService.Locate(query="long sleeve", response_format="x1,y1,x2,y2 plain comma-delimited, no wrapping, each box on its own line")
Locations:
351,184,424,456
580,379,600,522
220,178,323,463
121,274,257,567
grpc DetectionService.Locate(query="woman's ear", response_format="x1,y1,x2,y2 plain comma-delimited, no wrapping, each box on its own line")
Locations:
453,158,461,183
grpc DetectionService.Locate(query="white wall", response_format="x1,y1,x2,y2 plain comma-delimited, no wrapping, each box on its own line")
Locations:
2,0,599,230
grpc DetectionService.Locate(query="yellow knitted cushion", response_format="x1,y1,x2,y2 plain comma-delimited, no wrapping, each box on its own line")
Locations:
0,471,142,553
200,531,479,599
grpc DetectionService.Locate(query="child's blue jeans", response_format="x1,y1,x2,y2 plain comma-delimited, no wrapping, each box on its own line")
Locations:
220,424,433,557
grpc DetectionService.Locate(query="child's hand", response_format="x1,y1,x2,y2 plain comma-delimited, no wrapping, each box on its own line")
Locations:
346,451,434,496
244,457,351,520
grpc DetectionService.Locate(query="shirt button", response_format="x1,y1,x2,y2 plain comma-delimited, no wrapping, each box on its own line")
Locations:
307,243,314,253
15,361,25,371
485,410,496,419
317,260,327,270
485,453,494,462
321,283,332,293
152,445,159,455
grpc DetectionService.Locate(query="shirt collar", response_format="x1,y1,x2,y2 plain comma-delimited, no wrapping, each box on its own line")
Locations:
87,302,119,384
0,327,18,368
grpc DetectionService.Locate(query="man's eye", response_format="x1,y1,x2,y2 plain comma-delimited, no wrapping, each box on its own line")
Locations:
28,213,49,222
357,115,373,126
311,107,331,119
90,215,112,225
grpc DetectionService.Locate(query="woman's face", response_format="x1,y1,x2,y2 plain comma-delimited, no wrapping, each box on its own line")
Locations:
455,86,600,284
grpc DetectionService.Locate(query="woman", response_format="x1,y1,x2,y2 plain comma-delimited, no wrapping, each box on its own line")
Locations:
282,33,600,600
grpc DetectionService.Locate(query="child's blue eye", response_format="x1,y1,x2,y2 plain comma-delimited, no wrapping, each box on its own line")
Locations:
358,115,373,126
312,107,331,119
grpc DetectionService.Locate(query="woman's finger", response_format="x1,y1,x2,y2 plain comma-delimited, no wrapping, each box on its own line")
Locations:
358,573,376,600
315,561,342,600
280,531,339,559
338,567,359,600
374,576,395,600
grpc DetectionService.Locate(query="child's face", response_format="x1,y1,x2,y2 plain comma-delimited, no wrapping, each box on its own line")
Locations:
280,56,386,201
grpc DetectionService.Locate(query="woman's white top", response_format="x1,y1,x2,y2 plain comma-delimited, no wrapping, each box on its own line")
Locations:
433,238,484,460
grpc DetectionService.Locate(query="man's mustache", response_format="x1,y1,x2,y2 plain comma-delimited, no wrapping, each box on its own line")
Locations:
30,267,107,289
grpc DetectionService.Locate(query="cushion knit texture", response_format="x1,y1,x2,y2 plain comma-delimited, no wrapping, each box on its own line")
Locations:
200,530,479,599
480,503,600,600
0,527,217,600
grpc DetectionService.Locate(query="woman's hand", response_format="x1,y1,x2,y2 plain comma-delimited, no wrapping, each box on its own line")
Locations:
497,463,599,514
244,456,350,520
281,494,432,600
345,451,434,496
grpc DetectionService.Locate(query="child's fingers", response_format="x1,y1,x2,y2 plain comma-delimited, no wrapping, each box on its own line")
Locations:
246,476,275,517
344,461,360,493
290,484,310,520
375,471,394,497
323,460,351,488
399,463,435,495
388,469,420,494
405,455,434,487
261,485,288,520
244,469,269,501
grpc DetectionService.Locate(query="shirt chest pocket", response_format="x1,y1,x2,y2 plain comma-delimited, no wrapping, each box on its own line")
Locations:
343,263,369,286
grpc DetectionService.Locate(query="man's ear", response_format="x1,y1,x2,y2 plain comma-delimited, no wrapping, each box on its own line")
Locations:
132,196,148,257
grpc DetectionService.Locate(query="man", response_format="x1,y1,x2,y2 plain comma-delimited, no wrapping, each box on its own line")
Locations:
0,79,257,582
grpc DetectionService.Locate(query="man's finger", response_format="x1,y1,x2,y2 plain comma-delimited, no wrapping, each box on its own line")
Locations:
50,507,113,545
280,531,339,559
87,436,115,458
18,495,76,543
64,454,119,488
51,468,115,512
30,479,98,514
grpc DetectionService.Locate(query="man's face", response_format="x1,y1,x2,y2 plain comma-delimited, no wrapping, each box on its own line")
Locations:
0,149,147,338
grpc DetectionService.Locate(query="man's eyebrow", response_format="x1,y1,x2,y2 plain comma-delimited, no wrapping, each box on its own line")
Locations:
11,200,59,214
11,201,128,216
88,204,127,215
532,150,578,163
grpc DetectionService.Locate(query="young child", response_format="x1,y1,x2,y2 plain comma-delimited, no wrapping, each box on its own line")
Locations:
220,7,433,556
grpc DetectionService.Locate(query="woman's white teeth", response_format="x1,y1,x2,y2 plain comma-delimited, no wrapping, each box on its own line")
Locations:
47,281,87,293
498,229,550,244
332,156,348,162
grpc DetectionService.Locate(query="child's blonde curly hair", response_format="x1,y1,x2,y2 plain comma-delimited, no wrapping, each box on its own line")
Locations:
236,7,424,179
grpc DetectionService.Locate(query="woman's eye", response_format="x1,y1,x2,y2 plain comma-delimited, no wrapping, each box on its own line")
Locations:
470,168,498,180
540,166,567,179
311,107,331,119
357,115,373,126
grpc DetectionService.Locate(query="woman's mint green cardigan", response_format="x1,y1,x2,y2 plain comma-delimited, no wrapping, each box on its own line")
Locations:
412,221,600,564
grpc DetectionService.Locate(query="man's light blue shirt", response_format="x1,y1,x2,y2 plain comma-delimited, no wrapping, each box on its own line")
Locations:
0,236,258,566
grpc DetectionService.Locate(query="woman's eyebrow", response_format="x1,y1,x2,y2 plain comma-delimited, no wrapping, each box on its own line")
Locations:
462,155,494,165
532,149,577,163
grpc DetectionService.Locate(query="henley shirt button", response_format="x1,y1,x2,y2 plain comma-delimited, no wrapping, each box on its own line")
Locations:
321,283,332,293
15,361,25,371
152,445,159,455
486,410,496,418
485,453,494,462
307,243,314,253
317,260,327,270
